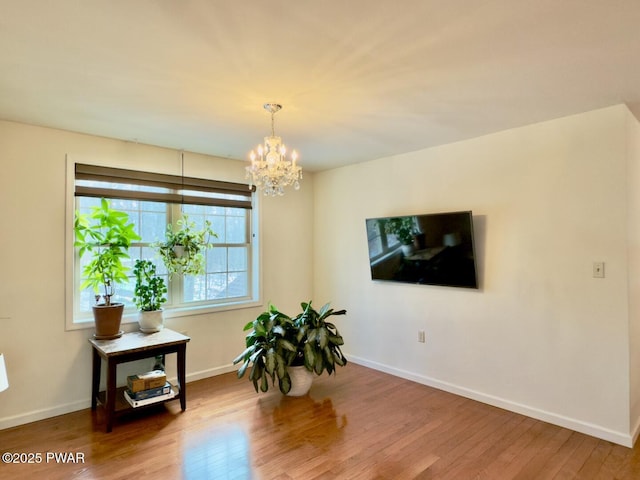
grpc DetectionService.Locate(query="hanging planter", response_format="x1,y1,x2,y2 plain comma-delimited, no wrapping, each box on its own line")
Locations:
155,215,217,277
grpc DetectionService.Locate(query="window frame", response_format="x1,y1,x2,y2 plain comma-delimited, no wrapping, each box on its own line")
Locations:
366,218,403,266
64,156,262,331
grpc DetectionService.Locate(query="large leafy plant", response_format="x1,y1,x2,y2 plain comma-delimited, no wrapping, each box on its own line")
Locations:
133,260,167,311
74,199,141,306
295,301,347,376
232,301,347,394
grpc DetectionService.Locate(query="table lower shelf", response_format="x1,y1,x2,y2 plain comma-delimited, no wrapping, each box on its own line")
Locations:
96,384,180,415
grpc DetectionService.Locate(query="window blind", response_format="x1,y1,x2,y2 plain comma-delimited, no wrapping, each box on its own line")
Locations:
75,163,254,209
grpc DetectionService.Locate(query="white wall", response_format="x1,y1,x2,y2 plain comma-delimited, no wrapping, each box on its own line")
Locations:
627,108,640,440
313,105,638,446
0,120,314,428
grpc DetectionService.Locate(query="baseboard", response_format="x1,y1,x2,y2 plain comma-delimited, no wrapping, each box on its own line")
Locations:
0,364,238,432
0,399,90,431
183,364,237,382
630,414,640,446
348,355,634,448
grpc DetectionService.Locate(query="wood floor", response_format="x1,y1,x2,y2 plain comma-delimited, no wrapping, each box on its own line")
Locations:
1,363,640,479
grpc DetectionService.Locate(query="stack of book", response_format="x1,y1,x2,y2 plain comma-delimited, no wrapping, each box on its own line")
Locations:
124,370,176,408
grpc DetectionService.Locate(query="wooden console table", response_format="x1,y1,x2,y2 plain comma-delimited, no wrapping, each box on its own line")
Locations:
89,328,190,432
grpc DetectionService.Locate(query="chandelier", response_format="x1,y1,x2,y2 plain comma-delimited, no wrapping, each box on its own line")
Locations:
246,103,302,196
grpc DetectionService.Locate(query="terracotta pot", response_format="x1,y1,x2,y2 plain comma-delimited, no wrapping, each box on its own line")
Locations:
286,366,314,396
138,309,164,333
92,303,124,339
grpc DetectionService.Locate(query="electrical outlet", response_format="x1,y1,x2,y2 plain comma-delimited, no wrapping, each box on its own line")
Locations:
593,262,605,278
418,330,426,343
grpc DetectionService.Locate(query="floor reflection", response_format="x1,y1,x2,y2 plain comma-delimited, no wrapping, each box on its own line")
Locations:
182,425,254,480
179,395,347,479
259,395,347,450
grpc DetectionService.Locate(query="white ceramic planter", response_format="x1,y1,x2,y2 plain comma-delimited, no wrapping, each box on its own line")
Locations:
138,309,164,333
401,244,415,256
286,366,314,396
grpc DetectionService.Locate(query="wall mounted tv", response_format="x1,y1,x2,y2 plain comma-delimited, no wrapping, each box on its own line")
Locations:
365,211,478,289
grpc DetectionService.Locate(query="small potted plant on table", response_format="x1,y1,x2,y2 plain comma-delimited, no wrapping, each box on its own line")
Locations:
133,259,168,333
74,199,141,339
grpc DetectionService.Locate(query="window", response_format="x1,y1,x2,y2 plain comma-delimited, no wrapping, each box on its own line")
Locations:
366,218,402,263
67,161,259,327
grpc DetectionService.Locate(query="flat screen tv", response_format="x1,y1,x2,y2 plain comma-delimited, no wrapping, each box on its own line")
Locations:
365,211,478,289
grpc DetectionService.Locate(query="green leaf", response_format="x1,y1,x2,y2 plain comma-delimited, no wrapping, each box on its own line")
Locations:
253,321,267,337
242,320,254,331
265,348,276,375
247,362,264,382
318,327,328,349
280,339,297,352
275,354,286,379
232,345,254,364
307,328,318,344
318,302,331,318
304,342,315,370
314,352,323,375
237,360,250,378
333,350,346,366
296,325,306,343
324,346,334,367
279,373,292,394
249,348,264,364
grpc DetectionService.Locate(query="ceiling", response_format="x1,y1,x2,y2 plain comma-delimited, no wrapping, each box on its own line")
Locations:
1,1,640,172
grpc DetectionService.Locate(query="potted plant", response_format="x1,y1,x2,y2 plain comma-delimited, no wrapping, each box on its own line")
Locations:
74,199,141,339
384,216,417,255
155,215,216,277
232,301,347,396
133,259,168,333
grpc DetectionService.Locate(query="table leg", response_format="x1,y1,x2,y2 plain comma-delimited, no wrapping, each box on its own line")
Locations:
91,349,101,410
105,360,117,433
177,344,187,411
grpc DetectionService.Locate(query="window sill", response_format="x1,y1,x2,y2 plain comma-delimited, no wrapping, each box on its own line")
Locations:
66,299,262,331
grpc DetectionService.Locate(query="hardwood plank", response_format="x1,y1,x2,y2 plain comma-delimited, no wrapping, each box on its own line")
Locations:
529,430,589,479
600,443,640,480
577,440,614,479
553,435,600,479
1,363,639,479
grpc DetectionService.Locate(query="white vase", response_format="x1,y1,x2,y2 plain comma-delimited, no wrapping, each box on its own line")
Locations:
138,310,164,333
286,366,314,396
401,244,415,256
